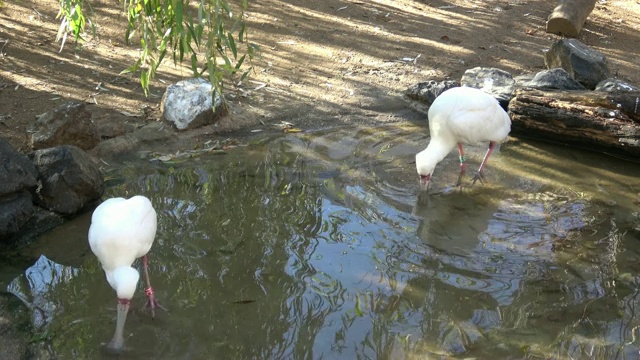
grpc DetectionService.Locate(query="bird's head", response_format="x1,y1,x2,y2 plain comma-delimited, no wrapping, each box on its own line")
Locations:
106,266,140,300
416,149,437,191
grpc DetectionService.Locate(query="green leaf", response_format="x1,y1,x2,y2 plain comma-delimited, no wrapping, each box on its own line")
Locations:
196,23,204,42
157,48,167,65
240,68,251,82
120,59,142,74
234,54,245,70
190,54,198,76
221,53,232,71
149,58,157,78
175,0,183,33
186,22,199,48
178,37,184,62
60,0,254,105
227,32,237,59
220,1,231,15
238,21,245,42
140,69,150,96
355,295,364,317
207,58,215,80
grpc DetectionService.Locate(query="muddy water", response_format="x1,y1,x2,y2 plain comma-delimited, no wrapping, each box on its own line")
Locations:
6,125,640,359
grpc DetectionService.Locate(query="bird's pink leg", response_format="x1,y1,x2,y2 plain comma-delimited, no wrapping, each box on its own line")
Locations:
472,141,497,185
455,143,467,189
142,255,164,318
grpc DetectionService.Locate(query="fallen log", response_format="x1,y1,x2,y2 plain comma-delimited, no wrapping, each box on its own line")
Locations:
546,0,597,37
508,89,640,159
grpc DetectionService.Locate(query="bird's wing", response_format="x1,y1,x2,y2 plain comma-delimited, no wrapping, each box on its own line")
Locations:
128,196,158,258
446,96,511,144
88,196,157,269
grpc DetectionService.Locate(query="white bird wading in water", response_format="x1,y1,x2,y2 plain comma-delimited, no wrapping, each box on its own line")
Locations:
88,195,161,351
415,86,511,191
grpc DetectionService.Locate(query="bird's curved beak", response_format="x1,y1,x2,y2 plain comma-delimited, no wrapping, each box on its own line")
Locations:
419,174,431,192
107,298,130,353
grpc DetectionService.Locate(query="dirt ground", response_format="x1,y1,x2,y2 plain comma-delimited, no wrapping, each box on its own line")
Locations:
1,0,639,155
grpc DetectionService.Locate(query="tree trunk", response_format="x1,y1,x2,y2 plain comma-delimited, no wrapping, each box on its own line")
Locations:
508,89,640,159
546,0,597,37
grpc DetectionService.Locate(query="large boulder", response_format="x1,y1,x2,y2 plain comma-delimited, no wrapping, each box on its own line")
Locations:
0,138,38,240
161,78,226,131
0,138,37,196
404,80,460,107
403,80,460,114
0,192,35,240
526,68,586,90
30,101,101,151
30,145,104,215
460,67,515,108
544,39,611,90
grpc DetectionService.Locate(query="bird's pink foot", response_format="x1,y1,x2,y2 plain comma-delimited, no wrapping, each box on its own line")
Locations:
471,172,485,185
144,287,166,318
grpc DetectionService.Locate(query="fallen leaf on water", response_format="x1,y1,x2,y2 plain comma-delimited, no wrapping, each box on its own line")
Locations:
275,121,295,129
232,300,256,305
119,111,142,117
206,149,227,155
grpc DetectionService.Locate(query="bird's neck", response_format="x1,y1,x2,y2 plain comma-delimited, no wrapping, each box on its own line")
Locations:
425,138,456,163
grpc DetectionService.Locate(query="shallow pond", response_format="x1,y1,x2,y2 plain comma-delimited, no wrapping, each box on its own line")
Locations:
6,125,640,359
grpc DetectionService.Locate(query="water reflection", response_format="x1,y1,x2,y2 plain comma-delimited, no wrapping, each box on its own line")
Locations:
6,125,640,359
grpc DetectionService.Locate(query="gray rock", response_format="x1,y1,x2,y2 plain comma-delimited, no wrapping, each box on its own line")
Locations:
30,102,101,150
30,146,104,215
528,68,586,90
595,78,640,92
544,39,611,90
92,114,141,139
91,122,173,157
0,137,38,196
514,73,537,88
161,78,226,131
0,192,34,240
440,320,486,355
461,67,515,107
404,80,460,106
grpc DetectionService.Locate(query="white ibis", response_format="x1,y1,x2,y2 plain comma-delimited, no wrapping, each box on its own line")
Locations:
415,86,511,191
88,195,160,351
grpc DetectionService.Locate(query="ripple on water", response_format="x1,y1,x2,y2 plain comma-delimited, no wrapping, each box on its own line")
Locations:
8,126,640,359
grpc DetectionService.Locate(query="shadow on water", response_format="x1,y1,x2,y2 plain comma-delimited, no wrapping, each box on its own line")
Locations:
5,125,640,359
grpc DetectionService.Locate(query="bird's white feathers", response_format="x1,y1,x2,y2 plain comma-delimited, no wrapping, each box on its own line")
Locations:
108,266,140,299
428,87,511,145
416,87,511,178
88,195,157,299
